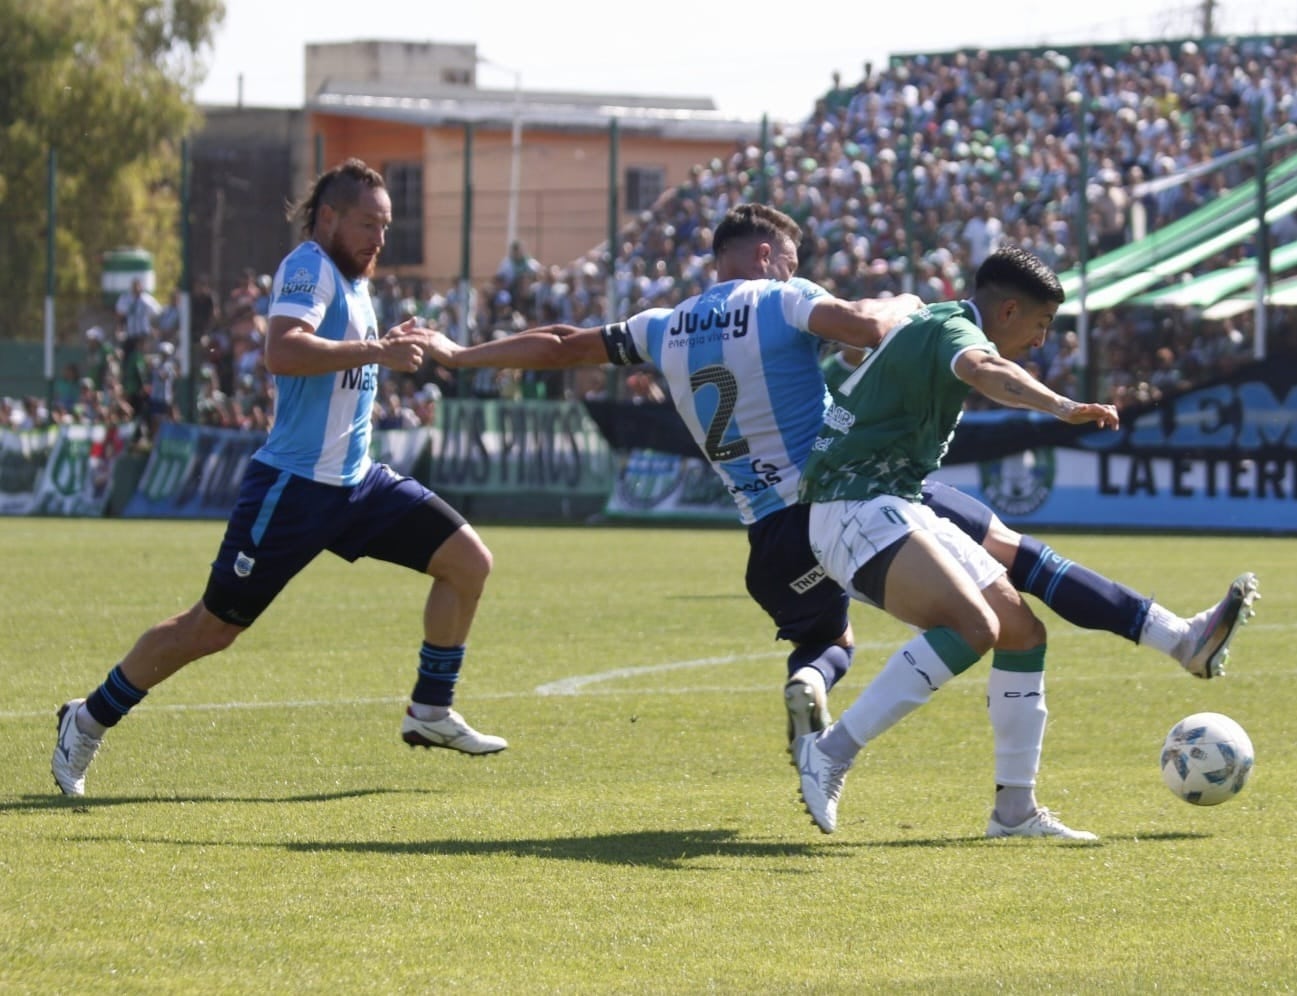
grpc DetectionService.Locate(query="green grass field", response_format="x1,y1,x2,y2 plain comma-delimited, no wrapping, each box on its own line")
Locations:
2,519,1294,993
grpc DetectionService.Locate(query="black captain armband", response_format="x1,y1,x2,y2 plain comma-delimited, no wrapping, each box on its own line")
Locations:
601,321,643,367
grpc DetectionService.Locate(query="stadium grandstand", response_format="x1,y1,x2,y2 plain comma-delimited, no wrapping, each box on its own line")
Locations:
7,31,1297,436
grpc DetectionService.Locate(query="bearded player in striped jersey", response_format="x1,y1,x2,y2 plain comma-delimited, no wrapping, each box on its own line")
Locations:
53,159,506,798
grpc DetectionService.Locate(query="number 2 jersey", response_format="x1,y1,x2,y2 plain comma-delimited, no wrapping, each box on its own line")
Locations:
601,277,832,524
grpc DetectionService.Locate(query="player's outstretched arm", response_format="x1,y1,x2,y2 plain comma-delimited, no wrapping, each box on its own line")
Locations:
955,349,1120,428
424,325,607,371
808,293,923,350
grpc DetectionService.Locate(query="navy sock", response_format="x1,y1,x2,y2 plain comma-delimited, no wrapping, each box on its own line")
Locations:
84,664,148,728
787,643,855,691
1010,535,1150,643
412,643,464,707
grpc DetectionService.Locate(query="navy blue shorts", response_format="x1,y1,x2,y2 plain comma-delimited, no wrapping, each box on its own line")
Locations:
202,459,466,627
920,480,994,545
745,503,850,646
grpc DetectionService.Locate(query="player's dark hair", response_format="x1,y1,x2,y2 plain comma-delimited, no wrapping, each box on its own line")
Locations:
289,158,386,238
712,204,803,258
974,244,1065,304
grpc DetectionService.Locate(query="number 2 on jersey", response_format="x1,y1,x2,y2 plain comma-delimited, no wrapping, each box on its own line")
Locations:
689,364,750,462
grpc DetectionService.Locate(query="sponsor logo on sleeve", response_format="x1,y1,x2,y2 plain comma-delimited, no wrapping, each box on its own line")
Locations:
281,267,316,297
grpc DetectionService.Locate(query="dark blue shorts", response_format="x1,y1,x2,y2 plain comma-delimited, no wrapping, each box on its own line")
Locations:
202,459,466,627
745,503,850,646
920,480,994,545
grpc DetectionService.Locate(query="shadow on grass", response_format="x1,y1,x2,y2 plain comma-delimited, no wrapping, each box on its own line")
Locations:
46,828,867,869
1,788,414,812
863,830,1211,847
274,829,849,867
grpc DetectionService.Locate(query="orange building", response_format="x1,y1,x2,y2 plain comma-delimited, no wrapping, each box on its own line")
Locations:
302,41,759,292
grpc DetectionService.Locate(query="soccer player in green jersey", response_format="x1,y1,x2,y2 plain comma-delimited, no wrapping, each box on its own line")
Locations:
794,245,1118,839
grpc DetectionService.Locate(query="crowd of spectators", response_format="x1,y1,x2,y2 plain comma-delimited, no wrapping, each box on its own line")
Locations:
357,34,1297,414
11,33,1297,439
583,35,1297,408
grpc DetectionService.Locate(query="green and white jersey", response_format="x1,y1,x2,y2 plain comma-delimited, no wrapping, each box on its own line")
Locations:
801,300,995,503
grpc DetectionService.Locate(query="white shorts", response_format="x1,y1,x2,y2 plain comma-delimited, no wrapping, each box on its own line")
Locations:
807,496,1005,605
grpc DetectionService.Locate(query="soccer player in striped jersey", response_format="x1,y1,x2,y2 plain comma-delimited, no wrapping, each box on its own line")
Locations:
53,159,505,798
426,204,911,744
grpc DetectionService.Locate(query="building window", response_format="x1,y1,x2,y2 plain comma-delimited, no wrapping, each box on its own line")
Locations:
625,166,665,212
384,162,424,265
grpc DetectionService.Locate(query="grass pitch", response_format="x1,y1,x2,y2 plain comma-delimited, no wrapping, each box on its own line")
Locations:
2,519,1294,993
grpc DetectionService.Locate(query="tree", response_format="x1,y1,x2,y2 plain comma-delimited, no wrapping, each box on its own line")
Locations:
0,0,225,340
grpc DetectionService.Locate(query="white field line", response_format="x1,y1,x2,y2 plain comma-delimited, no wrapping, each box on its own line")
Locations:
3,623,1289,722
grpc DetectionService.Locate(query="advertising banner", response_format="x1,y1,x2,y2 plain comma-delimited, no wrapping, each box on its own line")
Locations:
0,427,59,515
428,400,613,496
119,402,612,519
31,423,134,517
601,449,735,521
122,423,267,519
932,361,1297,533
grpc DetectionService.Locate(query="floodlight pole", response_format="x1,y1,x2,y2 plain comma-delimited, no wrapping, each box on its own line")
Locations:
479,57,524,255
1072,88,1094,399
1253,97,1269,360
44,147,56,406
507,71,522,254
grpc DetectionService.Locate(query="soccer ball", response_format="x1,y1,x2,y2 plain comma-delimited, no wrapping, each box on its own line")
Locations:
1160,712,1254,806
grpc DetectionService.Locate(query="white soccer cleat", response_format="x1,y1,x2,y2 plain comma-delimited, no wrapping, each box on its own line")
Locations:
401,708,508,755
1178,572,1260,679
784,668,831,747
986,807,1098,841
51,699,102,797
794,733,852,834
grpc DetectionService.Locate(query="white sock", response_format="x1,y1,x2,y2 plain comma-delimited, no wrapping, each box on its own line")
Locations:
816,721,863,763
409,703,450,721
75,703,106,739
987,667,1047,805
835,633,957,750
1139,602,1189,656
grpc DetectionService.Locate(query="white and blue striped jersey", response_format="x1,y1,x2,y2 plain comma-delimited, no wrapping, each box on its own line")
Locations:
253,242,381,486
603,277,831,524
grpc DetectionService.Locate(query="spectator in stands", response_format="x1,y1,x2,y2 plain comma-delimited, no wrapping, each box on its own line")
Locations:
1092,166,1130,253
963,201,1003,268
411,382,441,426
227,268,260,316
496,239,543,302
53,362,81,410
115,278,161,344
146,341,181,437
191,275,218,340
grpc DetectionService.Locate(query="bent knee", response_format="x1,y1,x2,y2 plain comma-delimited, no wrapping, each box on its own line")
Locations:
187,604,245,656
997,611,1047,651
430,528,493,591
957,607,1000,656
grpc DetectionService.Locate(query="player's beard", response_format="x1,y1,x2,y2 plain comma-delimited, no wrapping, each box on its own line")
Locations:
327,237,379,282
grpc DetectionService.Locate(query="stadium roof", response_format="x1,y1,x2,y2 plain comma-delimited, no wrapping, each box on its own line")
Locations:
1129,242,1297,308
309,81,759,140
1200,275,1297,320
1056,150,1297,316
